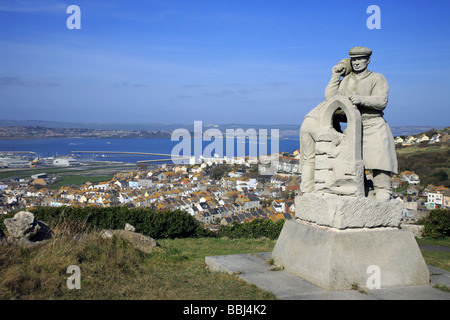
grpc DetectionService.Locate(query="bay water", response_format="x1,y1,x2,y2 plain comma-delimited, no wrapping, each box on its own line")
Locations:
0,137,299,164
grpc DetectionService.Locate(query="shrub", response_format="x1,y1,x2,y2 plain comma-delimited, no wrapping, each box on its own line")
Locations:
209,164,231,180
433,170,448,182
417,209,450,238
138,209,204,239
218,219,284,240
0,206,203,239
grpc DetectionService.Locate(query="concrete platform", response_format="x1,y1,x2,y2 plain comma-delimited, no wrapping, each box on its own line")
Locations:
205,252,450,300
271,219,430,291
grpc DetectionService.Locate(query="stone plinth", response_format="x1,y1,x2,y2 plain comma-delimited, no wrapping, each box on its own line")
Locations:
272,220,430,291
295,193,403,229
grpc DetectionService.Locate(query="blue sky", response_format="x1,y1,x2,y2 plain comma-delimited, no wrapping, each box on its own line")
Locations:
0,0,449,127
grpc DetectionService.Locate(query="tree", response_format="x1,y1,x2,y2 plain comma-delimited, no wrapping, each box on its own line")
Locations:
417,209,450,238
433,170,448,182
209,164,230,180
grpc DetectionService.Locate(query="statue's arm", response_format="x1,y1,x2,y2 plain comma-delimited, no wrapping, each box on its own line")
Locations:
356,74,389,111
325,74,342,100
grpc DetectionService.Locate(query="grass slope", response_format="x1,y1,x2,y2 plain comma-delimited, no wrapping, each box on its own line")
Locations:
396,141,450,187
417,237,450,272
1,222,449,299
0,223,276,300
47,175,113,190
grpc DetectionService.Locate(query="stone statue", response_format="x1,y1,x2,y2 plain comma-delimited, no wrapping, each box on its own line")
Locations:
272,47,429,291
299,46,397,202
296,46,403,229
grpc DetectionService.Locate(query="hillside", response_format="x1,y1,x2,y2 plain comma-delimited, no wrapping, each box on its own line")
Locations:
1,215,448,300
0,222,277,300
395,127,450,187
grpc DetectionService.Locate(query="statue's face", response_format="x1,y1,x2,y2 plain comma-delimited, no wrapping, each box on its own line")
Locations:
351,56,370,72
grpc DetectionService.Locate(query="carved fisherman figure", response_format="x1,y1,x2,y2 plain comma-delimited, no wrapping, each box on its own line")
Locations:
300,46,397,202
272,53,428,290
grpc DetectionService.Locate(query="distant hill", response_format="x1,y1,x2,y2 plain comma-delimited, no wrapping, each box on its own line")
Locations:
395,127,449,187
0,119,179,131
398,126,449,139
0,119,442,137
390,126,446,137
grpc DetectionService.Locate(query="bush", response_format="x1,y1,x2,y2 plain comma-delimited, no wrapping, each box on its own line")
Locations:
0,206,203,239
209,164,231,180
0,207,286,240
433,170,449,182
417,209,450,238
218,219,284,240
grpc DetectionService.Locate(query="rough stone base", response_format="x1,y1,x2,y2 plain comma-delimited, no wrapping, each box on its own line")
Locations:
272,219,430,291
295,193,403,229
100,229,160,254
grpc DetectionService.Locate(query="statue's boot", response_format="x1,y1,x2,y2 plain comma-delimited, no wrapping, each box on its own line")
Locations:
375,189,391,202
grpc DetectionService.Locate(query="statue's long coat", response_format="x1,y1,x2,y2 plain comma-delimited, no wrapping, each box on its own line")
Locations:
324,71,397,173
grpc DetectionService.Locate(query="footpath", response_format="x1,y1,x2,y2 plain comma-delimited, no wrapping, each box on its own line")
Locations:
205,252,450,300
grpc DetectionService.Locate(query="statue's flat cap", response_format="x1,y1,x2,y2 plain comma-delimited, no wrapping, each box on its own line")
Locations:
348,46,372,57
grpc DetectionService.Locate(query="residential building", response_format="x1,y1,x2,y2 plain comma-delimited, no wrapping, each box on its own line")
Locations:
416,134,429,143
394,136,404,144
400,171,420,185
427,192,443,209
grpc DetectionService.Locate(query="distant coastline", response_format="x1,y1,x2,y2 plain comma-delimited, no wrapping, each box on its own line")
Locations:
0,119,443,140
0,126,172,140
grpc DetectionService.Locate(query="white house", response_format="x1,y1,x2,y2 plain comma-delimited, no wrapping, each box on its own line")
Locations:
427,192,443,209
430,134,441,143
403,136,417,145
273,202,284,213
394,136,404,144
417,134,429,143
236,178,257,190
118,193,134,204
400,171,420,185
128,180,139,189
94,181,111,191
228,171,243,178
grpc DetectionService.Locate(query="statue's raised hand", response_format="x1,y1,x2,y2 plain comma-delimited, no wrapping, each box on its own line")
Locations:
332,64,346,76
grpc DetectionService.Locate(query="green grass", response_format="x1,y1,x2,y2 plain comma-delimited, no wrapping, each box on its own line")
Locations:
0,163,134,180
416,237,450,272
144,237,277,300
0,223,277,300
416,237,450,248
395,141,450,187
47,175,113,189
0,167,69,180
396,143,448,156
420,250,450,272
1,221,449,300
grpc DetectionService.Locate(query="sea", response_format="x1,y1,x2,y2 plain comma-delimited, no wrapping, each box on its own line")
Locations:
0,136,300,164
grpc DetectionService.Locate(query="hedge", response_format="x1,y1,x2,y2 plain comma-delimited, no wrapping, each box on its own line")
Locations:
417,209,450,238
217,219,285,240
0,206,286,240
0,206,204,239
